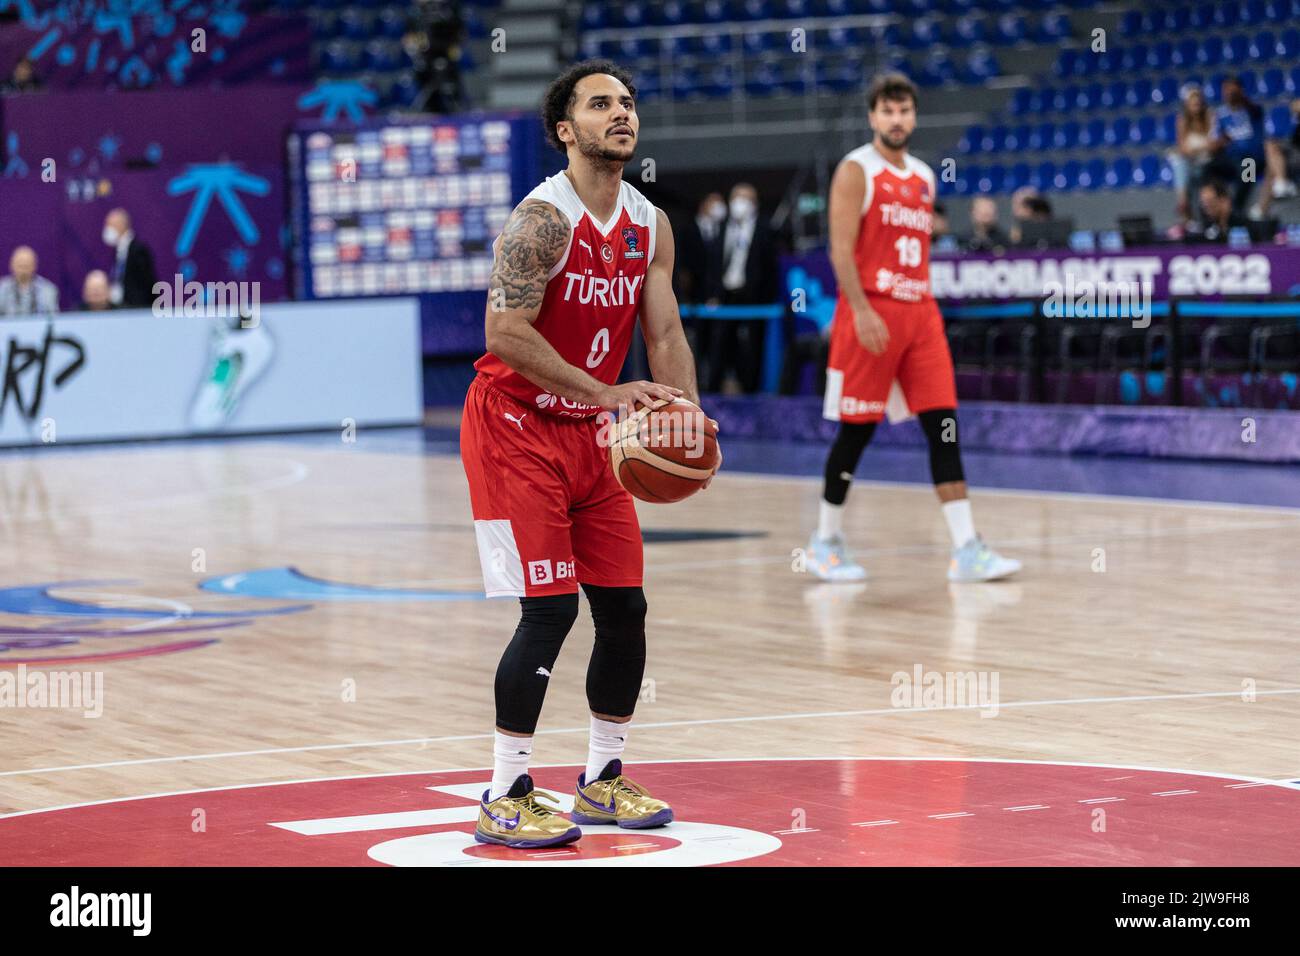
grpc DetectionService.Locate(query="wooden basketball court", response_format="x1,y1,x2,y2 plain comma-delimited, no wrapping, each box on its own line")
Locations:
2,429,1298,865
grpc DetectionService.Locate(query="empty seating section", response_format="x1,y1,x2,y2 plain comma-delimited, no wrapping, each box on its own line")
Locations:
579,1,1104,103
261,0,499,108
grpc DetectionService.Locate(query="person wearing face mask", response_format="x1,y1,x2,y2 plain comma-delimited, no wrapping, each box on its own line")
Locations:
679,193,728,388
101,208,158,309
711,182,777,393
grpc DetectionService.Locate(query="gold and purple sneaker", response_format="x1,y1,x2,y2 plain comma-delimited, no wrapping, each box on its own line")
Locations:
572,759,674,829
475,773,582,848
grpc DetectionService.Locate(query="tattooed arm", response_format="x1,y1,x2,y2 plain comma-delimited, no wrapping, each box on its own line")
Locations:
484,199,679,411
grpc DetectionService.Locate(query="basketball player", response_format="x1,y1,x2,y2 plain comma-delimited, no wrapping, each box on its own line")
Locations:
807,74,1020,583
461,61,717,847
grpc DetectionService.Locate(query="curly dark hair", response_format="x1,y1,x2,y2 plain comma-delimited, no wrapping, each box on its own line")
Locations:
867,72,918,111
541,59,637,154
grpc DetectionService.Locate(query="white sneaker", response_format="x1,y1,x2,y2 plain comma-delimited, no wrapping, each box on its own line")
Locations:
806,533,867,582
947,535,1021,583
1272,178,1296,200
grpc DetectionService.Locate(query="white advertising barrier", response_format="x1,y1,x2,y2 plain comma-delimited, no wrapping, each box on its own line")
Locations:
0,297,423,446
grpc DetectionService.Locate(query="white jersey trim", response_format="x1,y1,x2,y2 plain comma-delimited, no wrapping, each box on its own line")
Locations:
843,143,936,216
519,172,658,279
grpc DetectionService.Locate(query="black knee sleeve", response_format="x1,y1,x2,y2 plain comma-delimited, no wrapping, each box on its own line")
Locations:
582,585,647,719
918,408,965,486
822,421,877,505
493,593,579,734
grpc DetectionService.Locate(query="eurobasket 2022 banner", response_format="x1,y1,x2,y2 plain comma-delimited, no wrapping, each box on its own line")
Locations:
0,297,422,446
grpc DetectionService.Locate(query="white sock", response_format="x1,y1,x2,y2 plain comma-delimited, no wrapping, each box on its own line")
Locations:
817,500,844,540
488,730,533,801
942,498,976,549
584,716,629,783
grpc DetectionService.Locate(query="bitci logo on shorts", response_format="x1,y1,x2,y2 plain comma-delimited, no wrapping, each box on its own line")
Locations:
528,559,574,586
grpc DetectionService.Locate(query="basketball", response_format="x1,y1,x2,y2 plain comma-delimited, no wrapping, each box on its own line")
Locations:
608,397,720,503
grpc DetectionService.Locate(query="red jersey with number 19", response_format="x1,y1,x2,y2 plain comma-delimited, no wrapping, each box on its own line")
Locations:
844,143,936,305
474,172,658,418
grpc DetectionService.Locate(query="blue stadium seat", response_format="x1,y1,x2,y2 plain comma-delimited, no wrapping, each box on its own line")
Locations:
1081,158,1106,191
1279,28,1300,59
1053,121,1080,149
1039,11,1071,41
1079,118,1106,147
1288,65,1300,94
1133,115,1158,146
917,53,957,87
1152,75,1179,106
1059,160,1083,192
673,66,702,99
777,0,814,18
1241,0,1268,24
1076,82,1102,111
1052,84,1078,112
1197,36,1225,68
364,42,401,73
736,0,774,20
1031,161,1057,191
1119,9,1141,34
955,164,982,196
1124,78,1153,108
907,17,945,49
823,25,862,50
1120,45,1148,73
977,165,1006,193
1006,124,1030,150
954,14,987,45
815,58,860,93
320,41,361,74
694,0,728,24
1009,88,1034,115
1100,80,1126,109
578,35,601,58
653,0,688,24
701,63,736,97
1225,34,1253,65
959,125,984,154
1204,72,1229,104
1214,3,1241,27
1238,70,1260,99
962,50,1000,83
1105,116,1132,146
390,73,421,108
1006,162,1032,192
1170,37,1199,68
743,61,780,97
982,124,1009,152
1266,104,1295,138
1028,121,1055,151
1106,156,1133,189
1133,154,1169,187
1055,49,1080,78
1146,41,1172,71
615,2,648,27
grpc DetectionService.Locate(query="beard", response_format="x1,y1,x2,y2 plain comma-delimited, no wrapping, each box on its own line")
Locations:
877,128,911,150
574,123,635,164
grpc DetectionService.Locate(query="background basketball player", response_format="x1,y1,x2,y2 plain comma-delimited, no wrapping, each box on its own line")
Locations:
807,73,1020,584
460,60,717,847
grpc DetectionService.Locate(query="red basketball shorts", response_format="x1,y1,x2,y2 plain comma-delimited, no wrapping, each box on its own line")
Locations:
824,295,957,424
460,374,643,598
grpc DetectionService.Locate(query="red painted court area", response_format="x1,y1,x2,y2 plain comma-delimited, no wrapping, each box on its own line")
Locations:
4,759,1298,866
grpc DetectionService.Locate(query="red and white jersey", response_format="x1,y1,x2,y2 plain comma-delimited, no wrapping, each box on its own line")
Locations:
475,171,658,418
842,143,937,304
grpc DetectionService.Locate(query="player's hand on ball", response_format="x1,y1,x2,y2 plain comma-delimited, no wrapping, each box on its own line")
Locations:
853,304,890,355
599,381,683,413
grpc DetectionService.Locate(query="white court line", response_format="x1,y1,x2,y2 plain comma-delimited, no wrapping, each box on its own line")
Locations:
4,756,1298,820
4,687,1299,779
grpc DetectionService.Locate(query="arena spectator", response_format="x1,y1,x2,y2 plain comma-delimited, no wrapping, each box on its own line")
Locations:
1187,179,1249,243
79,270,114,312
680,192,726,306
1169,85,1214,228
0,58,41,94
1007,186,1041,245
709,182,778,393
1261,98,1300,214
1205,76,1266,216
101,208,158,309
0,246,58,316
964,196,1007,252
